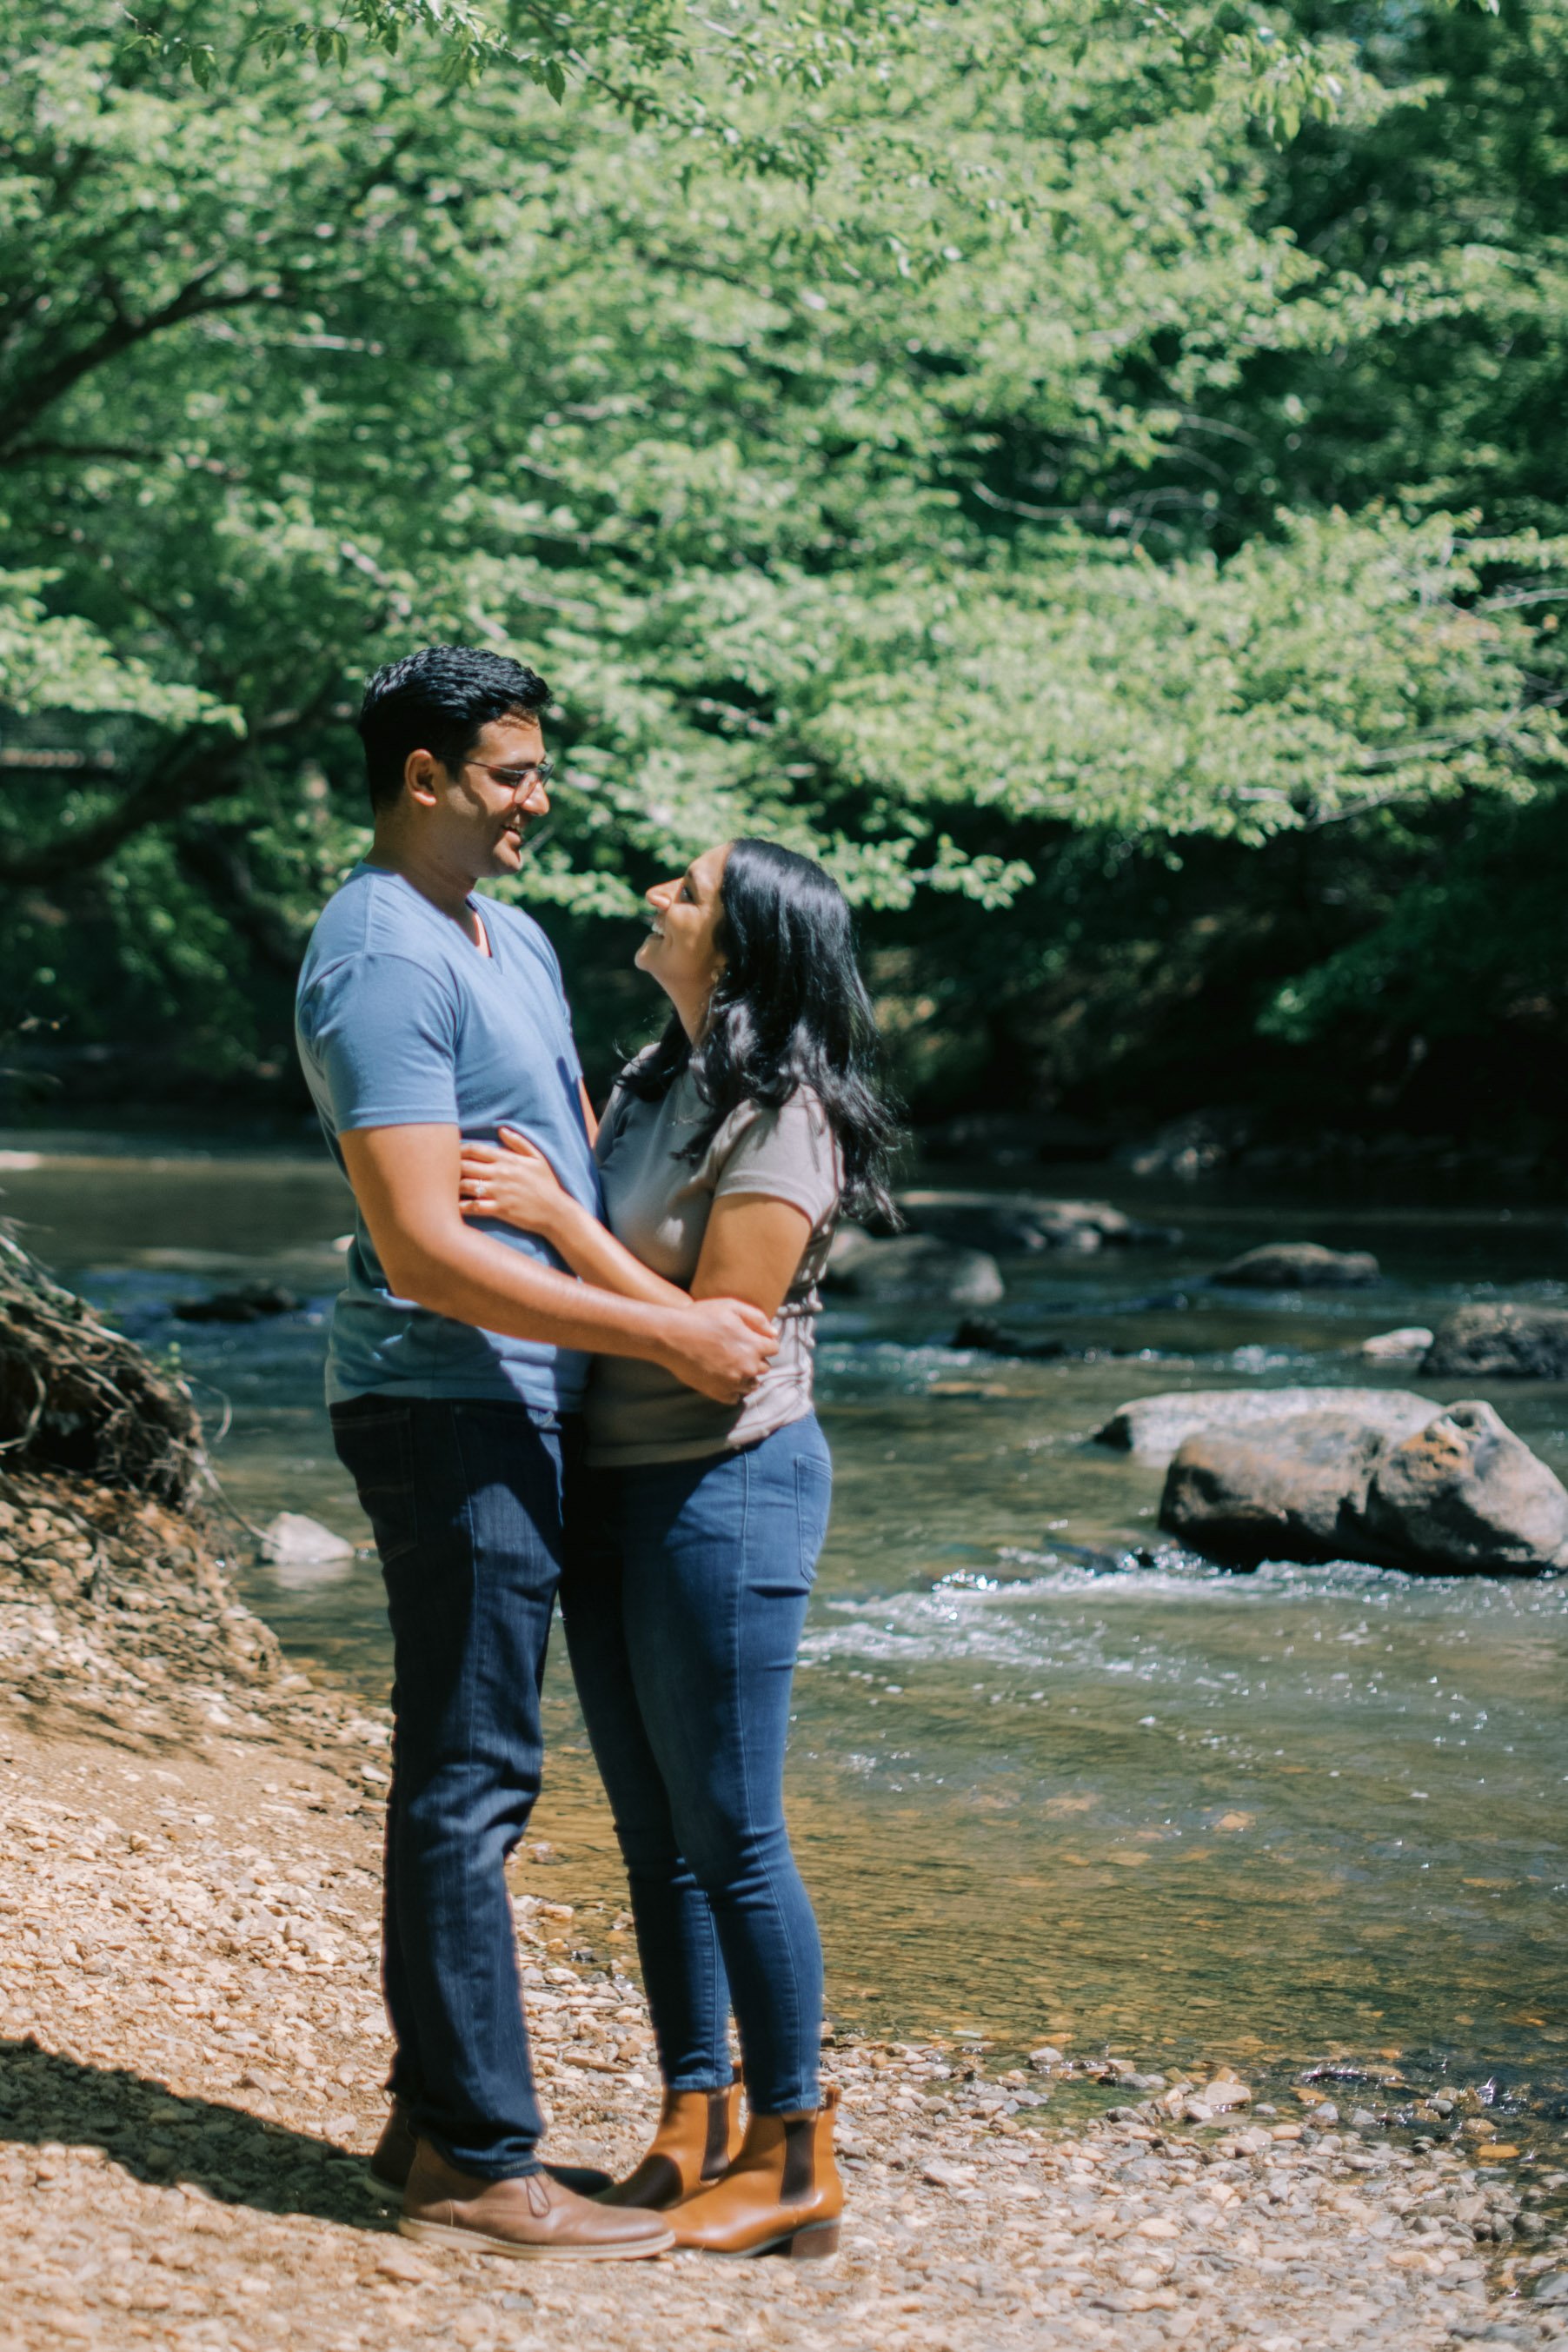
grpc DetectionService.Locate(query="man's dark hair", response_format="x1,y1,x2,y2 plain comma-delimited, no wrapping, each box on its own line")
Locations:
356,645,551,813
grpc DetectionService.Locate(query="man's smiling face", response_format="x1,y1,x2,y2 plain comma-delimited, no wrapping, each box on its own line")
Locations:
426,713,552,882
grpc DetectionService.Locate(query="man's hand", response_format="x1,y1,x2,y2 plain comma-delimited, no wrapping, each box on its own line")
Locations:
662,1296,779,1403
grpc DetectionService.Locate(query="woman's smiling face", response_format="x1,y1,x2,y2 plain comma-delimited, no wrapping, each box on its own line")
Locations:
635,841,731,1030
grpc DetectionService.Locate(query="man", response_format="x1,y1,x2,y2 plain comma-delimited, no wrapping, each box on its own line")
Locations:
296,645,776,2261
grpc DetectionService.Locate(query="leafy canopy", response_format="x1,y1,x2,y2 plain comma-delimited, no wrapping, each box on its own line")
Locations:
1,0,1562,1121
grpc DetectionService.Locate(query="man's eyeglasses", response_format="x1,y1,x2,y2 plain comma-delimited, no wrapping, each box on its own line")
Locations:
465,759,555,794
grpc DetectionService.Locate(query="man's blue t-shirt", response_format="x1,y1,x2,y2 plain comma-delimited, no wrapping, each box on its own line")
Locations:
295,863,601,1411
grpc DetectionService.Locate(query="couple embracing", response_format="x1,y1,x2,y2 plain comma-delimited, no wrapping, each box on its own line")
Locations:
295,645,899,2263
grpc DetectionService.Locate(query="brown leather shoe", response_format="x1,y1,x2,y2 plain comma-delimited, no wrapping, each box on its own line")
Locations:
400,2137,673,2260
368,2101,611,2198
598,2084,744,2209
367,2100,419,2193
668,2083,843,2258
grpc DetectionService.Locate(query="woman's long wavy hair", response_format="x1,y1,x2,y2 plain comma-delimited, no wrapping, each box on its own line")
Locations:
621,837,903,1226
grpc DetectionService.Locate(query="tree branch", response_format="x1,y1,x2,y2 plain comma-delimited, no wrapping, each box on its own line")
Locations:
0,440,244,478
0,278,287,457
0,734,252,889
173,821,312,980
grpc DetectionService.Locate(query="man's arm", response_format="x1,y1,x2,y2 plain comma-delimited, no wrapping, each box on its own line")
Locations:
576,1078,600,1146
340,1125,775,1404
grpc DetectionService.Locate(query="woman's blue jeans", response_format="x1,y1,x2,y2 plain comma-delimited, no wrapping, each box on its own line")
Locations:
561,1414,832,2115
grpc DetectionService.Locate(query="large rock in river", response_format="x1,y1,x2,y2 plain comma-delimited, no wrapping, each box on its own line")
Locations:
1211,1243,1380,1289
823,1228,1005,1306
1363,1401,1568,1571
1159,1396,1568,1573
1422,1304,1568,1381
1095,1387,1438,1468
1160,1413,1412,1564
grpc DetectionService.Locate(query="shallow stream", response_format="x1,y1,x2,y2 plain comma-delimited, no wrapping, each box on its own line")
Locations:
4,1133,1565,2131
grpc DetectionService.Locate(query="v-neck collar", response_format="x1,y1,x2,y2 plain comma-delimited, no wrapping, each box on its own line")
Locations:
360,862,494,957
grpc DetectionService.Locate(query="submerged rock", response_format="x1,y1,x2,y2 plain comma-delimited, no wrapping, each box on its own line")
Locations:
1212,1243,1380,1289
1363,1400,1568,1571
896,1190,1173,1255
260,1512,355,1571
1159,1395,1568,1573
173,1281,302,1324
957,1298,1188,1359
952,1317,1077,1360
1360,1326,1434,1362
1115,1107,1252,1181
1095,1387,1437,1468
824,1228,1005,1306
1422,1302,1568,1380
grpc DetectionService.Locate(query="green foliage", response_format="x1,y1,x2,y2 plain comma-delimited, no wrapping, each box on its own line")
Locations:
1,0,1564,1128
0,568,235,728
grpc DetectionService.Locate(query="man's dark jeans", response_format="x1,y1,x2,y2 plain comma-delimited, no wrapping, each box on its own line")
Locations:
331,1393,571,2178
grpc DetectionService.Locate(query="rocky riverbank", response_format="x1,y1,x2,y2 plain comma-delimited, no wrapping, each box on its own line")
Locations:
3,1485,1567,2350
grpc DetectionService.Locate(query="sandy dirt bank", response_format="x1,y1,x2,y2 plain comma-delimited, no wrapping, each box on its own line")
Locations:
0,1466,1564,2350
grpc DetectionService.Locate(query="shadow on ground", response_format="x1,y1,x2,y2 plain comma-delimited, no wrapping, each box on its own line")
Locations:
0,2037,392,2229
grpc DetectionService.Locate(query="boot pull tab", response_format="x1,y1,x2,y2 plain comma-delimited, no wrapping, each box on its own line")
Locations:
780,2115,816,2205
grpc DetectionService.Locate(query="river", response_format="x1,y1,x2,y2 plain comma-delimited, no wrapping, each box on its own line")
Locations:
4,1132,1565,2136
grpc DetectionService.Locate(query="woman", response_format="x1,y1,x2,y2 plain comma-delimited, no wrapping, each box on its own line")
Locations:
457,835,899,2259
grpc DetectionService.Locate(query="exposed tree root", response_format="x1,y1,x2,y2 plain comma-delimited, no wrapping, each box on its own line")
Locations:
0,1226,203,1505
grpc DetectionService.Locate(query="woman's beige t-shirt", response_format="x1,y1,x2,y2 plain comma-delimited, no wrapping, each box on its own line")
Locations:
584,1058,842,1467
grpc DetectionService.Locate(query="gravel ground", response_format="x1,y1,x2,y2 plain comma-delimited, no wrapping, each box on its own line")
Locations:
2,1468,1566,2350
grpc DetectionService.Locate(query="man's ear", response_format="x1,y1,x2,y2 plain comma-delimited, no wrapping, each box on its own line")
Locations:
403,747,442,806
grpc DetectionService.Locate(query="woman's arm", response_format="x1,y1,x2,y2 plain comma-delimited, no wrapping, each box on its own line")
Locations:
459,1129,689,1312
688,1095,831,1317
461,1132,813,1320
549,1193,693,1312
690,1192,814,1319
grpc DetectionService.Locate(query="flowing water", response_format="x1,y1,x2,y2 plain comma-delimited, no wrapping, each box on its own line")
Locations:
4,1133,1566,2128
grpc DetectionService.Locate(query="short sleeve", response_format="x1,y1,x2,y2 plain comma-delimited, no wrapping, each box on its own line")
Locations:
709,1090,840,1231
299,953,460,1132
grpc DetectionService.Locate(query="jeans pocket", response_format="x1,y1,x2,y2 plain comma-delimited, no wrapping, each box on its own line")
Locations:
332,1405,420,1569
794,1451,834,1587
